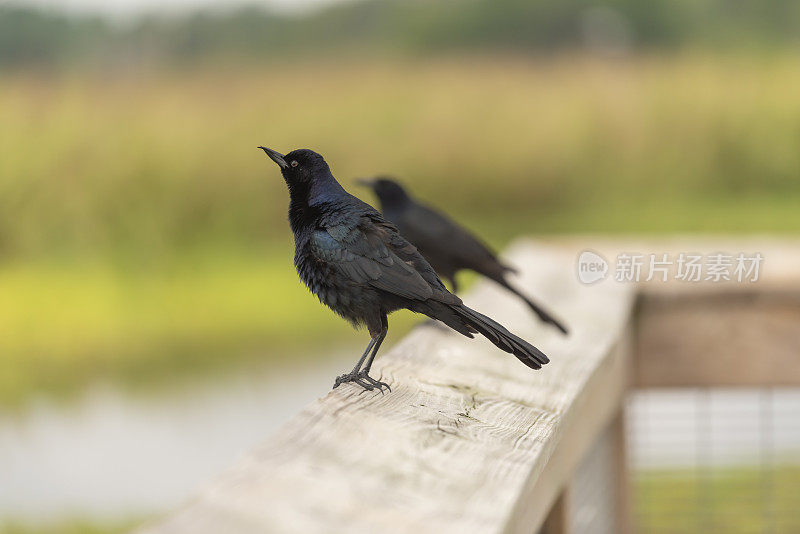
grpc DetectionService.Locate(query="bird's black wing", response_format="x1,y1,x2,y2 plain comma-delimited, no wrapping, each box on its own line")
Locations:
311,215,459,304
403,203,508,273
367,214,455,294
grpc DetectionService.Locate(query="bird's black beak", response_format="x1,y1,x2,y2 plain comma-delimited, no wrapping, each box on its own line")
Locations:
258,146,289,170
355,178,375,188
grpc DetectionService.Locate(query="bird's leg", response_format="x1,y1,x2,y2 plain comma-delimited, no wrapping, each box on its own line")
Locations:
361,327,386,375
333,337,378,390
358,317,390,392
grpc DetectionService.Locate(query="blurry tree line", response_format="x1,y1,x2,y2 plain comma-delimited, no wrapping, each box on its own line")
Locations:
2,0,800,263
2,0,800,67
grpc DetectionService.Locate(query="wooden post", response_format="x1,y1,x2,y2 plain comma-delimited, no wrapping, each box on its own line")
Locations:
613,410,632,534
137,238,800,534
539,491,569,534
137,242,636,534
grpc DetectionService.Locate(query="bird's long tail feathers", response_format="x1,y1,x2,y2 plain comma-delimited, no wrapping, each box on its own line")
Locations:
452,304,549,370
500,262,519,275
491,275,569,335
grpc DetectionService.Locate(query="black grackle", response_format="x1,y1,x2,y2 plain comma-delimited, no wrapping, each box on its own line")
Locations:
359,177,568,334
259,148,550,392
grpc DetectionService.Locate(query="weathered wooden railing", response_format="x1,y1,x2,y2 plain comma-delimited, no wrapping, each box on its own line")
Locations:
138,238,800,534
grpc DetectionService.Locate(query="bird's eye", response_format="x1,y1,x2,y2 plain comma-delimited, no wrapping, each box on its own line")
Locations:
290,160,299,168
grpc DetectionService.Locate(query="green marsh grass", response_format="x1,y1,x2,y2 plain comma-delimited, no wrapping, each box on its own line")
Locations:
635,465,800,533
2,54,800,404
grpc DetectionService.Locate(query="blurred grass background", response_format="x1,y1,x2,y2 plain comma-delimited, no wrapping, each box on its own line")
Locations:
1,520,135,534
635,466,800,533
0,1,799,402
2,53,800,405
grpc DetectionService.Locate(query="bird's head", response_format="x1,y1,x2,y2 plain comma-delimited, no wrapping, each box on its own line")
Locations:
356,177,410,207
259,147,331,185
259,146,347,209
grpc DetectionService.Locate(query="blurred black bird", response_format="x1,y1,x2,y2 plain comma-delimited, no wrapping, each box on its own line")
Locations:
358,178,568,335
259,147,550,392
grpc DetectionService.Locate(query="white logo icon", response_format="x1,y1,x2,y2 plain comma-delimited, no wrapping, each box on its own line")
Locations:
577,250,609,284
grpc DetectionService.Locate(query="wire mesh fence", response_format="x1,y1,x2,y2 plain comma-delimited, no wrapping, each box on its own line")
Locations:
627,388,800,534
569,421,621,534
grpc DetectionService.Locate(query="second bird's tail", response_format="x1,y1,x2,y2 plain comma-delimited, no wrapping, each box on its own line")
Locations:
492,275,569,335
452,304,550,370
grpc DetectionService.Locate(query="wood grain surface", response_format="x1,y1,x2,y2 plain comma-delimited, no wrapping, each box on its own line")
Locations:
138,241,635,534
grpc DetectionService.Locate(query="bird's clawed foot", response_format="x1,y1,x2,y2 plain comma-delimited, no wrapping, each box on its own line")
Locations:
361,372,391,393
333,370,391,393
